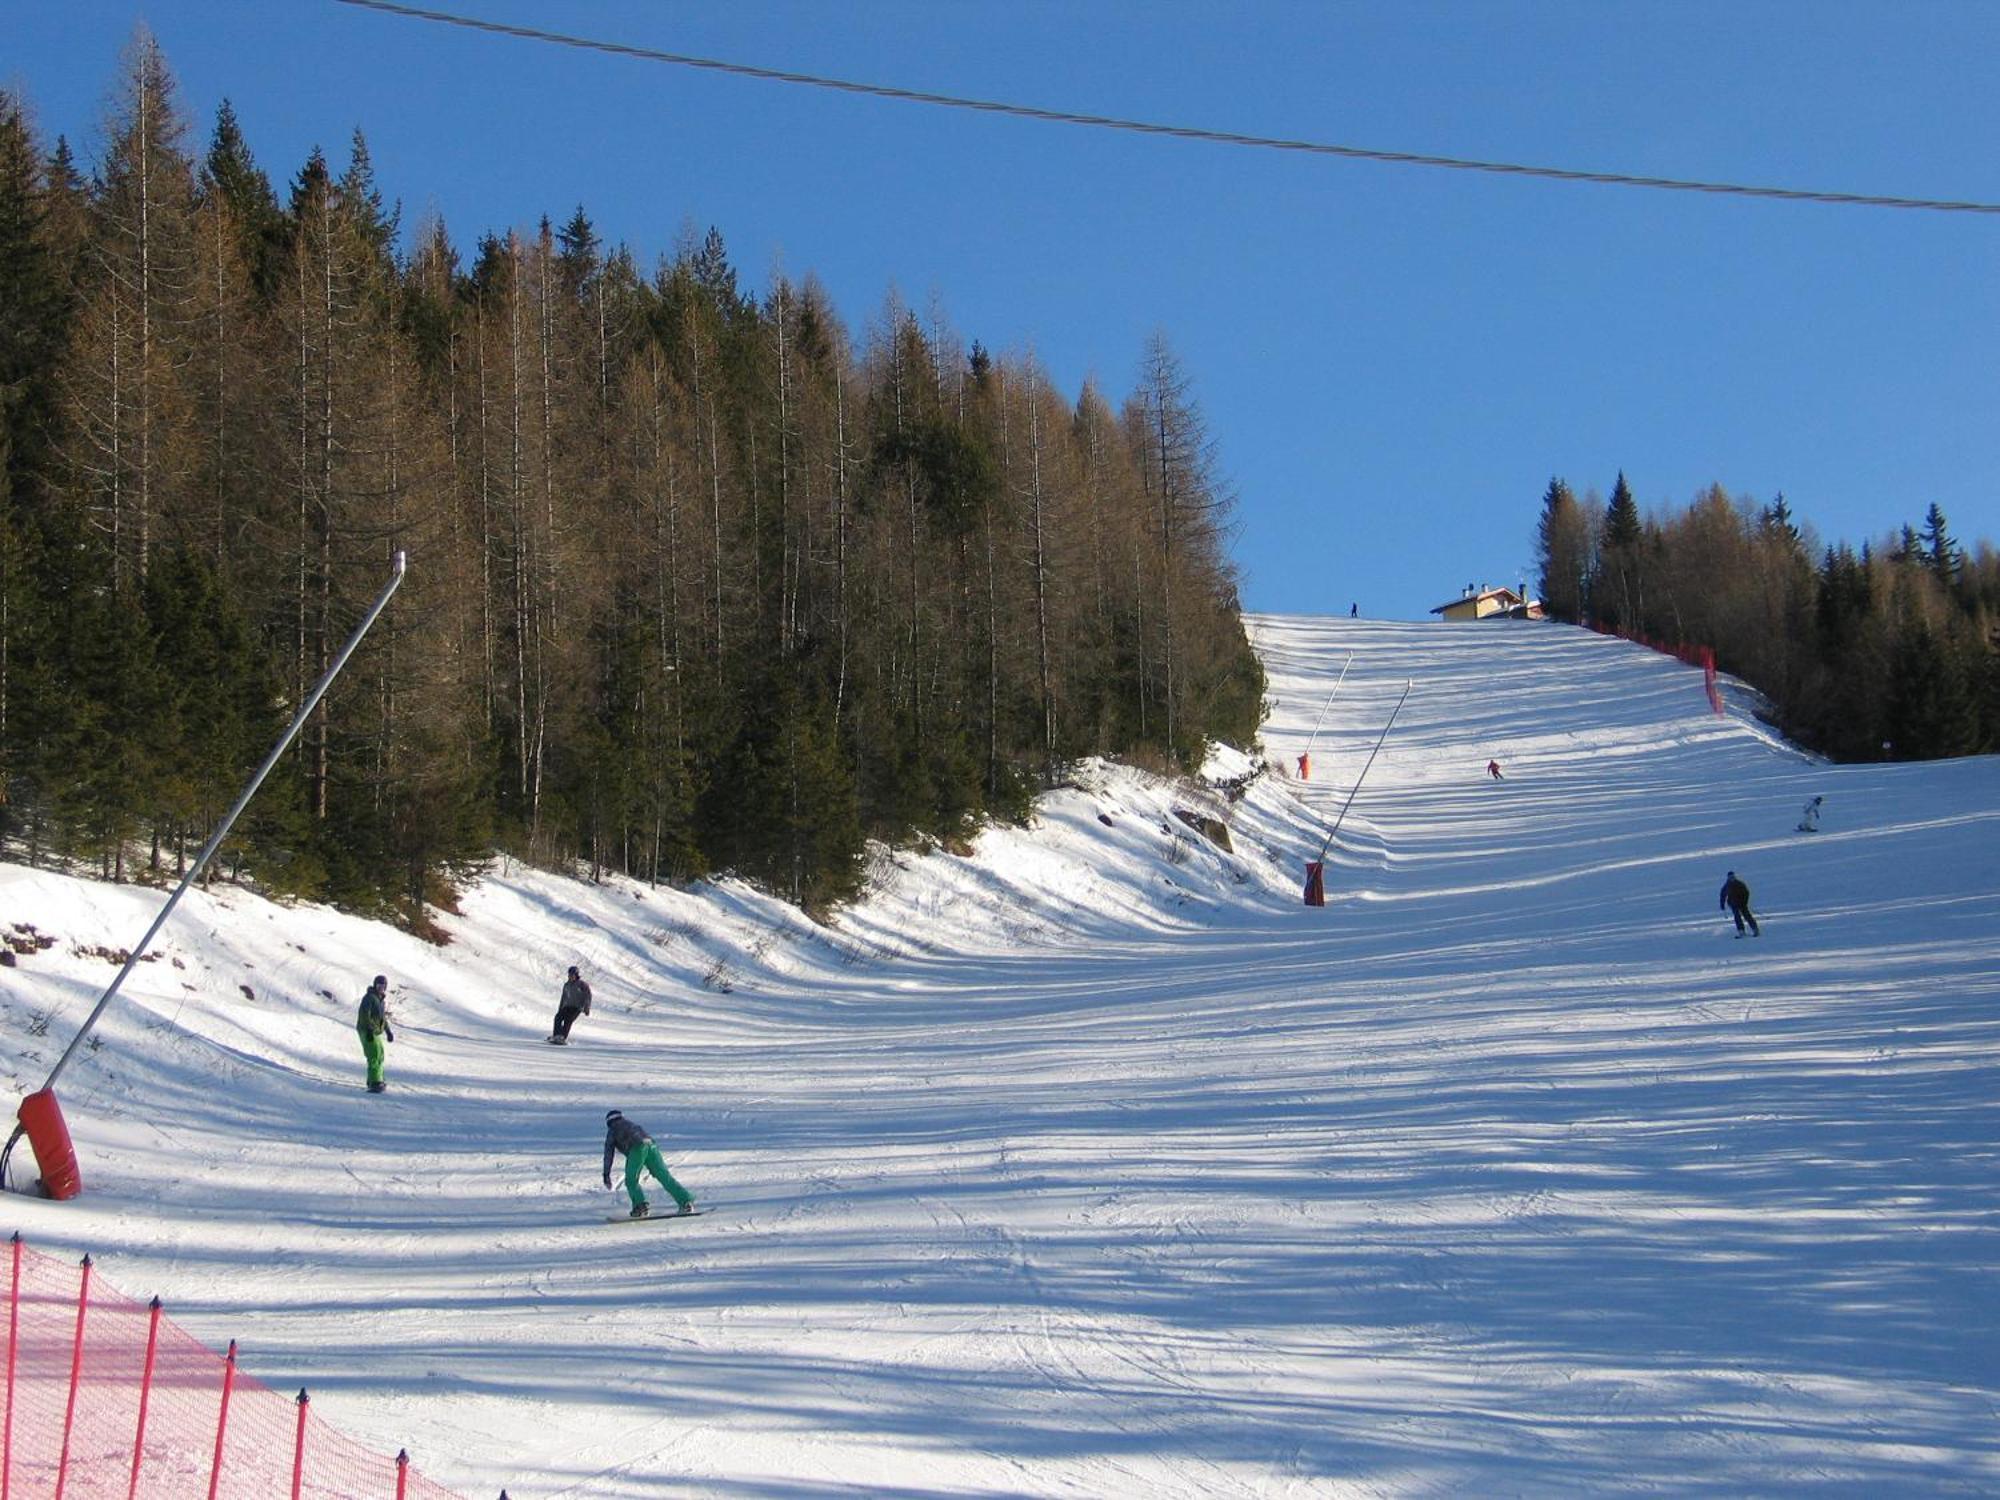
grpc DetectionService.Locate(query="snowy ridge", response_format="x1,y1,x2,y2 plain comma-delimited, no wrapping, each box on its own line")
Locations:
2,615,1997,1496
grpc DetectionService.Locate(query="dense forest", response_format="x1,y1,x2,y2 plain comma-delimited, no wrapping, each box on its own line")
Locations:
1535,473,2000,762
0,36,1263,926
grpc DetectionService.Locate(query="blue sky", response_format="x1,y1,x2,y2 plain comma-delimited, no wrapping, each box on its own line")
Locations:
8,1,1997,620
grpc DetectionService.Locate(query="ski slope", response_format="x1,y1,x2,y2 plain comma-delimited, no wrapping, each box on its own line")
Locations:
3,615,1996,1497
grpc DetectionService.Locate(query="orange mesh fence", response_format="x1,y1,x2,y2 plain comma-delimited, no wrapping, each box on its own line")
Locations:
2,1235,467,1500
1587,623,1725,714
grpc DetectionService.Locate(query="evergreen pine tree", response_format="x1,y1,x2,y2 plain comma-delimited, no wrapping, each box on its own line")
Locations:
690,225,741,320
1604,472,1641,550
67,580,168,879
1919,503,1961,583
202,99,286,299
1534,476,1589,623
1759,493,1801,552
1885,616,1977,759
1599,472,1644,631
335,128,397,270
0,94,69,504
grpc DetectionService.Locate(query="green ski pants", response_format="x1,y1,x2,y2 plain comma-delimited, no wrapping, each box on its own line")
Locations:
625,1142,692,1212
359,1026,386,1088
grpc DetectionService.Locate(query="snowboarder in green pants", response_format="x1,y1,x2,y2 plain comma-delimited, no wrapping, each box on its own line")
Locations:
357,974,394,1092
602,1109,694,1218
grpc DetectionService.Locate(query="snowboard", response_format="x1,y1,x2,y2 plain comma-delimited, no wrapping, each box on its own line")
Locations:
547,1035,569,1045
606,1208,706,1224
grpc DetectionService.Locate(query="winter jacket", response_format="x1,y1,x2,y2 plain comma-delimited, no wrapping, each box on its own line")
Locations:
356,983,391,1037
1719,876,1751,911
603,1115,652,1183
560,977,592,1016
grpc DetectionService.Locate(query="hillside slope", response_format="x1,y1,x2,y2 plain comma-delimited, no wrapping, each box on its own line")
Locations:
2,615,1996,1497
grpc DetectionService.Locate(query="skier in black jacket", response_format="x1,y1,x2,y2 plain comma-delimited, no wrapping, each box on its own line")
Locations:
602,1110,695,1218
1719,871,1760,937
551,965,592,1044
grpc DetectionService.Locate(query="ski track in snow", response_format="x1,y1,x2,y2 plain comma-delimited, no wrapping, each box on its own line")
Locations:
3,615,1998,1497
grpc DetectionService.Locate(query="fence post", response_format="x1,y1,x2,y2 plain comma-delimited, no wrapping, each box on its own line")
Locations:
206,1340,238,1500
396,1447,410,1499
54,1254,92,1500
3,1232,20,1500
291,1390,309,1500
126,1296,163,1500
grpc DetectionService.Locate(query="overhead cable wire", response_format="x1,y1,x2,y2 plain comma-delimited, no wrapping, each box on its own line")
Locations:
332,0,2000,216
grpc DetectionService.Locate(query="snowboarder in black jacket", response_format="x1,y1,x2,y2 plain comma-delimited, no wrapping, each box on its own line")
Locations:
602,1110,694,1218
551,965,592,1043
356,975,394,1091
1719,871,1760,937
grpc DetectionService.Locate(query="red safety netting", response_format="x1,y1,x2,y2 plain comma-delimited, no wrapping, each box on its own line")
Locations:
2,1235,465,1500
1587,622,1726,715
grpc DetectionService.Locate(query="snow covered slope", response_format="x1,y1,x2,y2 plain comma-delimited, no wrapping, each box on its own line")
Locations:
2,615,1996,1496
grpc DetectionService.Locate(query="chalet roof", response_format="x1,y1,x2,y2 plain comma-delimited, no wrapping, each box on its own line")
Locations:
1428,585,1524,615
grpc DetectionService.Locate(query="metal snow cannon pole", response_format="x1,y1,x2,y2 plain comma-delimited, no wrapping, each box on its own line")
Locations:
1296,650,1353,781
8,553,407,1199
1304,679,1412,907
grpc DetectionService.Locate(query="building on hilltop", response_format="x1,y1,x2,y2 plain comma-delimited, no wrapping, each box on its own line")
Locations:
1429,584,1546,622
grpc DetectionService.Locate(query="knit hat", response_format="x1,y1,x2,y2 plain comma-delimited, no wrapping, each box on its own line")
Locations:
569,966,580,979
605,1109,622,1124
372,975,387,989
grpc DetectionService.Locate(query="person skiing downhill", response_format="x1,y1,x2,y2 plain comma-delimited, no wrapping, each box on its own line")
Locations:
1799,795,1823,833
1487,759,1504,780
602,1109,694,1218
551,965,592,1044
1719,871,1760,938
356,975,394,1092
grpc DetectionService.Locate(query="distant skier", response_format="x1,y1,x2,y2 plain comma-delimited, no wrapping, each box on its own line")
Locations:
356,974,395,1092
602,1109,695,1219
551,964,592,1044
1487,759,1504,780
1798,795,1823,833
1350,602,1358,618
1718,870,1760,938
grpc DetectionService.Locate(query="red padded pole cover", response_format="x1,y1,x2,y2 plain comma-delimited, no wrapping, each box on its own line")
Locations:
17,1091,82,1200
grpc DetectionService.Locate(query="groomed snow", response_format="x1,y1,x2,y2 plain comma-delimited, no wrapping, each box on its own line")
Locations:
3,615,1996,1496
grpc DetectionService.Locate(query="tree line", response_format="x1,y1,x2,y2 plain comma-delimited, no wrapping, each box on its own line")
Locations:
1536,473,2000,761
0,35,1263,925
